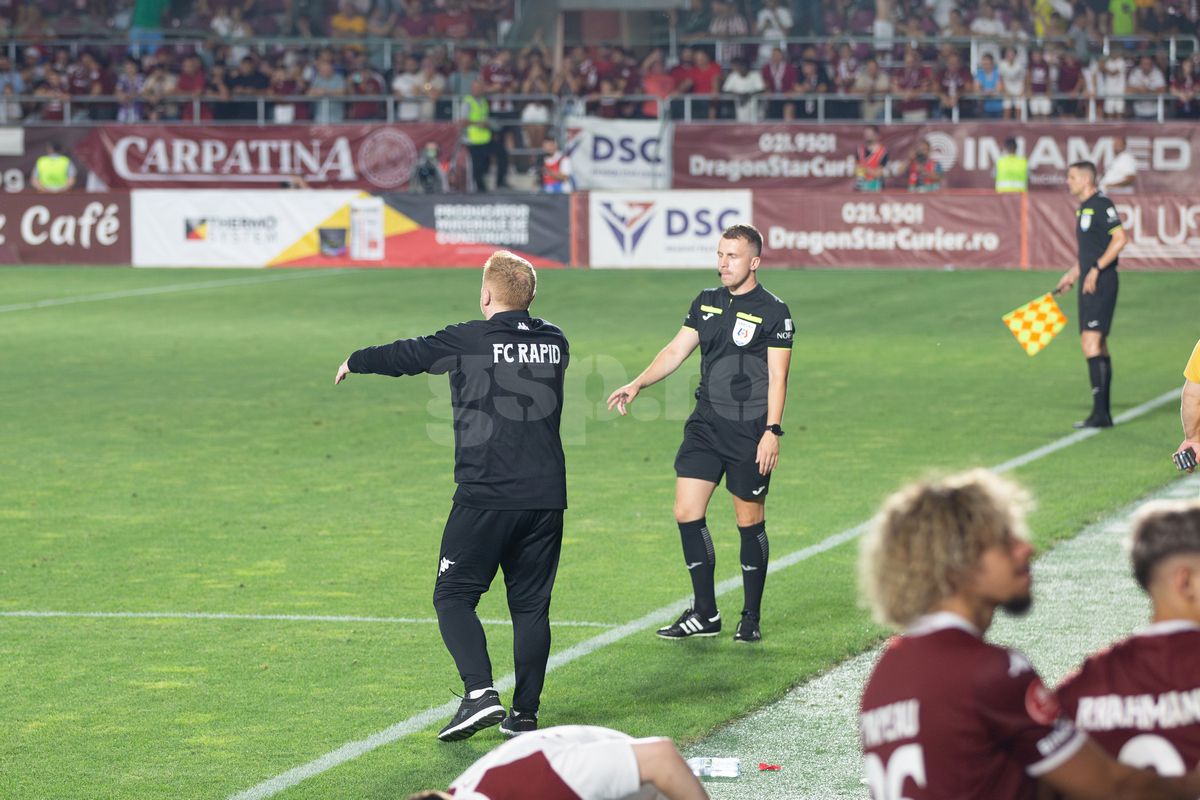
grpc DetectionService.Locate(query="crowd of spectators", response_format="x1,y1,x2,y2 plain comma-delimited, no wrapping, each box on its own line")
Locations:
0,0,1197,125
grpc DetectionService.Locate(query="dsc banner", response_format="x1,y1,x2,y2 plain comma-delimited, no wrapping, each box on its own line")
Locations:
76,124,460,191
1027,193,1200,271
565,117,672,190
753,190,1022,269
673,123,1198,193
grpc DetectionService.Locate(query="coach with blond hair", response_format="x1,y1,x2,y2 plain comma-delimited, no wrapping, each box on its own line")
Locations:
335,251,569,743
858,469,1200,799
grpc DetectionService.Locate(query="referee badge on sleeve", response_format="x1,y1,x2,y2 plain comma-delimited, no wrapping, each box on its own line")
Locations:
1080,215,1091,231
732,318,757,347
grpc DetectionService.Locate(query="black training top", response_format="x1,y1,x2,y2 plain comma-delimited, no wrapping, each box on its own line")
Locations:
347,310,568,510
1076,191,1123,273
683,283,793,420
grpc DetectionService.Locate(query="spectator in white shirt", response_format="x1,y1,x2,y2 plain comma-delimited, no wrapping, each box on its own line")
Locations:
970,3,1006,64
722,56,765,121
755,0,792,68
1127,54,1166,120
1099,136,1137,195
999,46,1026,119
1102,52,1128,118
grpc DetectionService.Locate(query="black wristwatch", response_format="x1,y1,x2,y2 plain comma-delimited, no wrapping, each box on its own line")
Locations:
765,424,784,437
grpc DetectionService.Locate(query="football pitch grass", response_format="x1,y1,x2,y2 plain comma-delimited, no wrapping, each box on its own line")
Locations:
2,265,1195,799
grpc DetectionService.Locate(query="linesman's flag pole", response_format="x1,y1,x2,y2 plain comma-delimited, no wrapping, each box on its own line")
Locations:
1002,293,1068,356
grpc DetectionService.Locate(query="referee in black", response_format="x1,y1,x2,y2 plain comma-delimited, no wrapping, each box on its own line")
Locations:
334,251,568,741
606,224,792,643
1054,160,1128,429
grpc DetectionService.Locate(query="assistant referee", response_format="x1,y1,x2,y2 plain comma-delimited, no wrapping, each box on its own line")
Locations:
607,224,792,644
1055,160,1128,429
335,251,568,742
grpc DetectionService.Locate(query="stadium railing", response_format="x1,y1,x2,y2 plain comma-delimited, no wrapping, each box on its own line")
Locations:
4,90,1188,127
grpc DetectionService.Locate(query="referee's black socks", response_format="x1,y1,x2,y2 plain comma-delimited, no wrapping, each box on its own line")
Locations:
678,518,717,618
738,521,769,618
1087,355,1112,418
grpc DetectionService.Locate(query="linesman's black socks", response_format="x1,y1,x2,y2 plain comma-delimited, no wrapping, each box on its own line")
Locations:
738,521,769,618
678,518,717,618
1087,355,1112,418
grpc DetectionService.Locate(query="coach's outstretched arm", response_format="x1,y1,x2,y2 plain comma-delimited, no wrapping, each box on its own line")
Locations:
606,327,701,417
632,738,710,800
1040,737,1200,799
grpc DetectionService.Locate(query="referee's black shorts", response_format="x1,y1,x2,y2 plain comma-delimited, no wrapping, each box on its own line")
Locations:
1078,269,1118,335
674,402,771,501
433,505,563,611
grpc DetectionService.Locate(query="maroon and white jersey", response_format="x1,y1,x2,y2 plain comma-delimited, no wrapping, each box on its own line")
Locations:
1057,621,1200,776
449,725,652,800
859,613,1086,800
1028,61,1050,93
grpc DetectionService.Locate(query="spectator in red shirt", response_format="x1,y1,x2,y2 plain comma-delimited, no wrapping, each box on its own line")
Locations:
640,49,675,119
176,54,209,121
1056,49,1084,118
347,51,386,121
688,47,722,119
435,0,474,39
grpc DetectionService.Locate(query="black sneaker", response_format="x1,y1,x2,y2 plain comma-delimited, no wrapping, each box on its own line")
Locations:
1072,414,1114,429
656,608,721,639
437,690,506,742
733,612,761,643
499,710,538,738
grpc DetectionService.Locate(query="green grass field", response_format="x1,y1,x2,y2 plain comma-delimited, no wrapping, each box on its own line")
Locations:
2,265,1195,799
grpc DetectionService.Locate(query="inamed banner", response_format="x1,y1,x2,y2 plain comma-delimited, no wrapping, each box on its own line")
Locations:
564,117,673,190
1027,193,1200,271
77,124,460,191
753,190,1021,269
673,123,1198,193
0,193,130,264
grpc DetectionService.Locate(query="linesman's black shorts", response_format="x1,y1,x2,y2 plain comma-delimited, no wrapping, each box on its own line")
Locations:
1078,269,1118,335
674,402,771,501
434,504,563,610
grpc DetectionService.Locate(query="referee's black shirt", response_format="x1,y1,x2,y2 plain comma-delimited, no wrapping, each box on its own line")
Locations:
347,310,568,511
683,284,793,420
1076,191,1122,273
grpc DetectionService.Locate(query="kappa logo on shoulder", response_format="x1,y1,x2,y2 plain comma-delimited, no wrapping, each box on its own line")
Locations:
517,322,530,330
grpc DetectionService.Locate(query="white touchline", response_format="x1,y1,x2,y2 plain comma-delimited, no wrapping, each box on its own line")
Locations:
230,387,1181,800
0,270,346,315
0,610,618,629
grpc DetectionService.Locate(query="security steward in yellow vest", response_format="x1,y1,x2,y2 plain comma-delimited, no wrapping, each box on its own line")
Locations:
462,79,493,193
32,142,76,193
995,136,1028,193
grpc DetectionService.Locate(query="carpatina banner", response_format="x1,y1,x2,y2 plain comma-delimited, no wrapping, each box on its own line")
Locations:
75,124,460,191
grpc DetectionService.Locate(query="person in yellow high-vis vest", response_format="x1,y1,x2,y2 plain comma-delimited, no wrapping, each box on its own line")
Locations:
32,141,77,193
994,136,1027,193
461,79,492,193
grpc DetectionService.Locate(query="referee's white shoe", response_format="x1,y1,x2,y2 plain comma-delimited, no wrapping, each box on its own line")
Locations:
656,608,721,639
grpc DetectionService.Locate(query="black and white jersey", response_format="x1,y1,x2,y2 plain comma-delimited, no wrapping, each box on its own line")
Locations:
683,283,793,420
348,310,568,510
1076,191,1123,273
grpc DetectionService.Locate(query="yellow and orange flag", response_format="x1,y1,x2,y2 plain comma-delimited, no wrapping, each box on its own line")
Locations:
1002,293,1068,356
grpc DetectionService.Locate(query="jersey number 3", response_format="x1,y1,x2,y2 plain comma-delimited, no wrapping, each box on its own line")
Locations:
864,744,927,800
